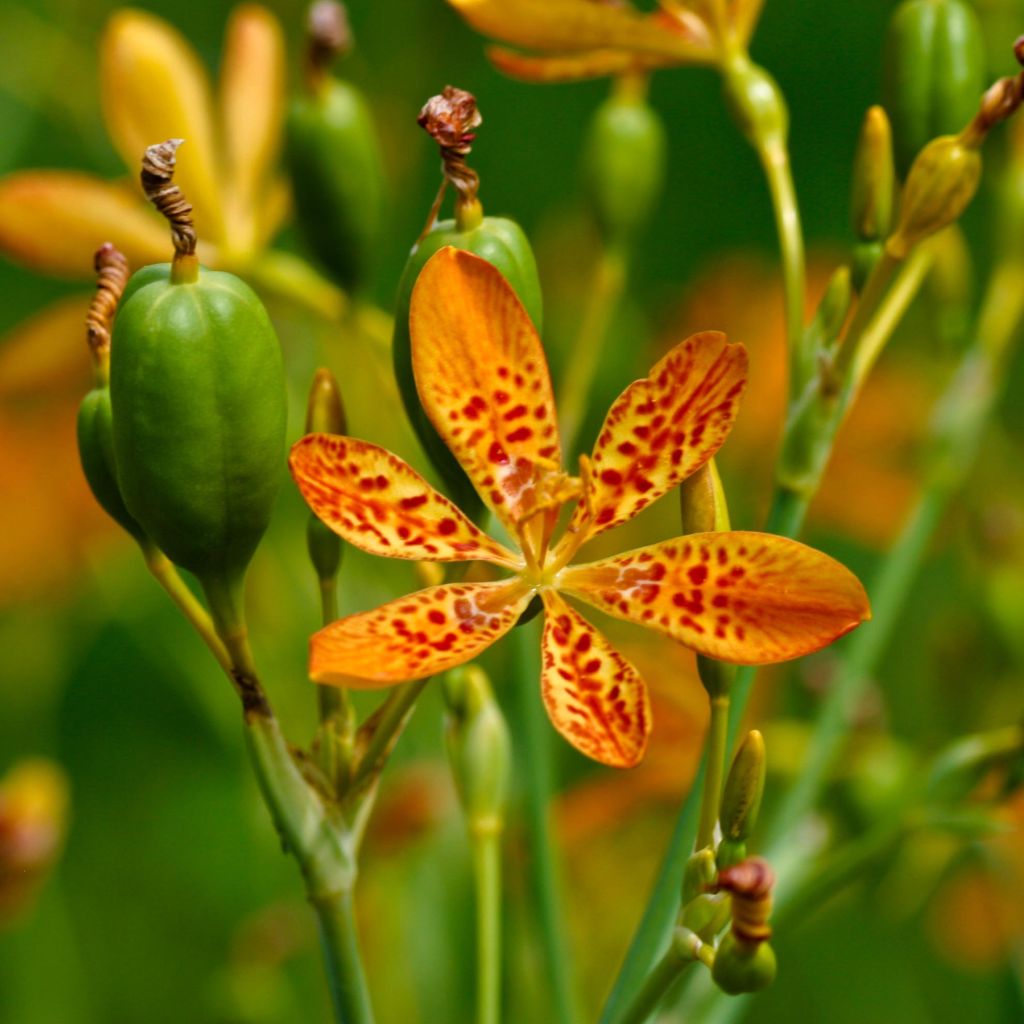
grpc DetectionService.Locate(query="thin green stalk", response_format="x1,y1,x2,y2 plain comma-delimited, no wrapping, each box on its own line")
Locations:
311,888,376,1024
350,678,431,792
757,138,807,387
696,694,731,850
508,621,579,1024
472,827,503,1024
558,242,629,454
612,940,698,1024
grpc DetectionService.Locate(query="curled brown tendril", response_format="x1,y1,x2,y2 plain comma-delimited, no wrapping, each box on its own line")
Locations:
961,40,1024,146
86,243,129,367
417,86,482,232
306,0,351,85
141,139,197,259
715,857,774,945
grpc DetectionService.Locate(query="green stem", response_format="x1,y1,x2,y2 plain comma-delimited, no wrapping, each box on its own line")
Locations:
757,138,807,387
558,242,629,454
696,693,731,851
471,826,503,1024
142,547,231,674
509,621,579,1024
350,679,431,792
613,940,695,1024
311,888,376,1024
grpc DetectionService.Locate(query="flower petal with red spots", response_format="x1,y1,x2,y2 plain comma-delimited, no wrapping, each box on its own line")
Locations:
559,531,871,664
310,580,533,686
410,247,562,535
290,434,521,567
540,592,651,768
565,332,747,547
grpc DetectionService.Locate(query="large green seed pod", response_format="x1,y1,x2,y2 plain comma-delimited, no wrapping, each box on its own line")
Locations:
392,216,542,519
77,387,147,542
286,79,384,292
110,263,286,595
285,2,384,292
882,0,985,175
583,88,666,244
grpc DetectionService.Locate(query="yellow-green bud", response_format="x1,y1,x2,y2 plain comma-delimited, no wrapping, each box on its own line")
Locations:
682,846,718,904
583,84,667,244
711,933,777,995
851,106,896,243
886,134,982,258
722,58,788,151
719,730,766,844
679,459,731,535
304,368,347,582
443,666,511,834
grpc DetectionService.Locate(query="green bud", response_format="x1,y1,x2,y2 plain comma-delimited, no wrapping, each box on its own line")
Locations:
887,134,982,258
851,106,896,243
443,666,512,833
851,240,884,292
303,368,346,582
583,84,666,244
722,57,788,151
720,730,766,844
680,892,731,942
679,459,731,535
882,0,986,176
716,839,747,870
682,847,718,904
711,933,777,995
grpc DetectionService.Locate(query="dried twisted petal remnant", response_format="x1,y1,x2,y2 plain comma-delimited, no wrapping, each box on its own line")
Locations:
418,85,482,153
85,243,129,360
140,139,196,256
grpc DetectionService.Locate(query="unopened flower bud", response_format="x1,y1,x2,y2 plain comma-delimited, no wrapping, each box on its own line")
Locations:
886,134,982,258
583,83,666,244
304,368,347,582
679,459,730,536
443,666,511,834
682,846,718,904
851,106,896,243
719,730,766,845
711,857,776,994
711,932,777,994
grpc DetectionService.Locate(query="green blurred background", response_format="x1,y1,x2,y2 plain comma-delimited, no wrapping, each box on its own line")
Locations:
2,0,1024,1021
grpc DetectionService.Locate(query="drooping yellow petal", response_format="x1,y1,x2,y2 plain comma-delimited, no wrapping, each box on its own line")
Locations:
729,0,765,47
311,581,533,686
101,9,225,244
0,172,168,277
560,531,871,664
218,4,285,250
566,331,747,547
448,0,713,61
289,433,521,567
488,45,673,83
0,296,92,397
410,247,562,537
541,591,651,768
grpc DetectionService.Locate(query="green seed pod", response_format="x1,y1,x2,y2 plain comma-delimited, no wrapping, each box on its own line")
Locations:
887,134,982,258
443,665,512,834
711,933,777,995
719,730,766,845
882,0,985,176
583,84,666,244
77,388,146,543
110,142,286,610
304,368,346,582
394,88,543,519
285,2,384,292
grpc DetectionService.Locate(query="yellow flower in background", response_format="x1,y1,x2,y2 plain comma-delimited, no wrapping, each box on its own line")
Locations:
0,5,287,279
447,0,764,82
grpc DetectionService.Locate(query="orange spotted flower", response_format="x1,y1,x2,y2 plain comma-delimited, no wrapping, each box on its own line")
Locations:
447,0,764,82
290,247,869,768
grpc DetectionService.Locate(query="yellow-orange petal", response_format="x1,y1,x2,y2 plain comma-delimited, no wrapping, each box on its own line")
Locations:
219,5,285,249
560,531,871,664
488,45,673,83
310,580,532,686
731,0,765,47
541,591,651,768
567,331,747,546
448,0,712,61
0,172,168,278
289,433,521,567
101,9,225,244
0,296,92,398
410,247,562,536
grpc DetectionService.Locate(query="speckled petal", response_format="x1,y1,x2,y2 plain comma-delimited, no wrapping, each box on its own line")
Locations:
290,433,521,567
410,247,561,536
560,531,871,664
566,332,747,546
311,580,532,686
540,592,651,768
